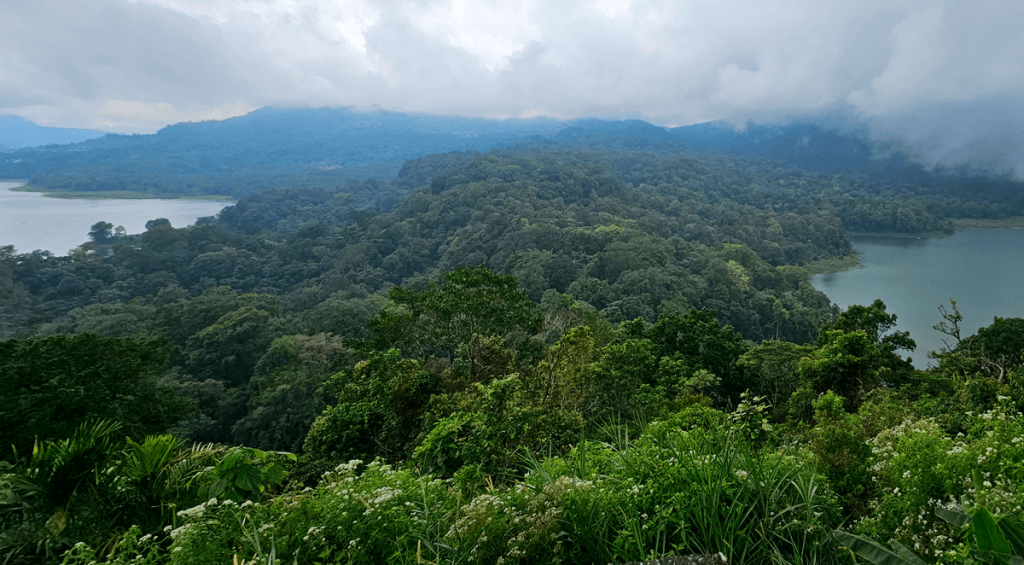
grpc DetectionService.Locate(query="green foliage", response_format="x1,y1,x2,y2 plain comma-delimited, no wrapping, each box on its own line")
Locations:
974,317,1024,362
799,329,890,411
158,421,842,565
305,349,441,462
729,391,774,447
932,302,1024,385
87,222,113,244
837,483,1024,565
0,334,191,457
821,299,916,358
57,525,165,565
6,140,1024,565
0,247,34,339
809,391,873,513
369,265,543,357
232,333,352,451
193,446,295,503
737,340,815,419
0,421,218,565
0,421,125,563
647,309,748,386
184,305,280,385
856,401,1024,560
592,338,659,419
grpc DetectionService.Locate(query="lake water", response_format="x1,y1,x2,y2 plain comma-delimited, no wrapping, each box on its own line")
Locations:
0,181,231,255
812,229,1024,368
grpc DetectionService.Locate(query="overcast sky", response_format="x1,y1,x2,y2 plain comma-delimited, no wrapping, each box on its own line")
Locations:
1,0,1022,174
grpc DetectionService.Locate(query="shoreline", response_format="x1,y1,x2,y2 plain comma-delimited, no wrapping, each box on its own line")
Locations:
847,218,1024,240
8,185,234,202
812,222,1024,277
803,253,862,276
953,216,1024,229
846,229,953,239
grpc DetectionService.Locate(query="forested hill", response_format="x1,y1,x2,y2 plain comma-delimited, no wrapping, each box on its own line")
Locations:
2,147,851,462
0,108,563,196
2,106,1022,210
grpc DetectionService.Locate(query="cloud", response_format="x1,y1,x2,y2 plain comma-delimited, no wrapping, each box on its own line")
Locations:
0,0,1021,174
94,100,254,131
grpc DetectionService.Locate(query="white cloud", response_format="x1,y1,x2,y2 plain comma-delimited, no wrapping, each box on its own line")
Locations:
1,0,1022,172
94,100,254,131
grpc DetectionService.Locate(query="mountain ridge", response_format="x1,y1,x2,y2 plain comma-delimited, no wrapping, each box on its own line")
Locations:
0,107,1019,200
0,115,108,150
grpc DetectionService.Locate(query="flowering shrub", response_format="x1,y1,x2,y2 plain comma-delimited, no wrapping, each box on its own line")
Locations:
82,415,836,565
857,399,1024,562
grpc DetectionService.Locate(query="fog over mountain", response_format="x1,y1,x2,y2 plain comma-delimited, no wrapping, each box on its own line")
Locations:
1,1,1021,176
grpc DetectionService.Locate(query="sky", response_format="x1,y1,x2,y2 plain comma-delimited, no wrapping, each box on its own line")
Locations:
1,0,1022,175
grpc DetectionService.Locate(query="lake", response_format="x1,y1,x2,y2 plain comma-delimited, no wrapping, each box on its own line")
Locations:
0,181,231,255
812,229,1024,368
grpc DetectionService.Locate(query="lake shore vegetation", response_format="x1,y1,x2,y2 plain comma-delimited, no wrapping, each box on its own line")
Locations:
10,185,234,201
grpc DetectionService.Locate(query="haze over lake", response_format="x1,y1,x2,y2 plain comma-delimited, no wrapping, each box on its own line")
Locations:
0,181,231,255
812,229,1024,368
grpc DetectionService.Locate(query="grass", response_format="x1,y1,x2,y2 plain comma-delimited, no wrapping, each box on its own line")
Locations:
10,185,234,201
802,254,861,276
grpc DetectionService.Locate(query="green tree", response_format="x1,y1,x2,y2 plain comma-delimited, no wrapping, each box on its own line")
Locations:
737,340,816,418
798,329,885,411
304,349,441,462
820,299,915,359
87,222,113,244
232,333,352,451
646,309,748,396
183,306,279,385
0,334,192,457
0,249,33,338
368,266,542,358
592,338,659,419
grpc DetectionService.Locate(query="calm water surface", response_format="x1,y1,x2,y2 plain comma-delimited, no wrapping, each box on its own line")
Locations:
813,230,1024,368
0,181,230,255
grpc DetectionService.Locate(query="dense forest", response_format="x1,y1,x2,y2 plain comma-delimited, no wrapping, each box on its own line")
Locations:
3,132,1024,564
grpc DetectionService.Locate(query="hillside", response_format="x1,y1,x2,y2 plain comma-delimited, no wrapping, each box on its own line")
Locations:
3,107,1022,211
0,107,562,196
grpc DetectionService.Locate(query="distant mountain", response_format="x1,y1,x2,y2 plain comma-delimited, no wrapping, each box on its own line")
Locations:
0,115,108,150
0,107,564,196
0,106,1017,200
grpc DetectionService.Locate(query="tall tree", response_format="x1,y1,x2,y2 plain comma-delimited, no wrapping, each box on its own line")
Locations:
0,334,192,457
